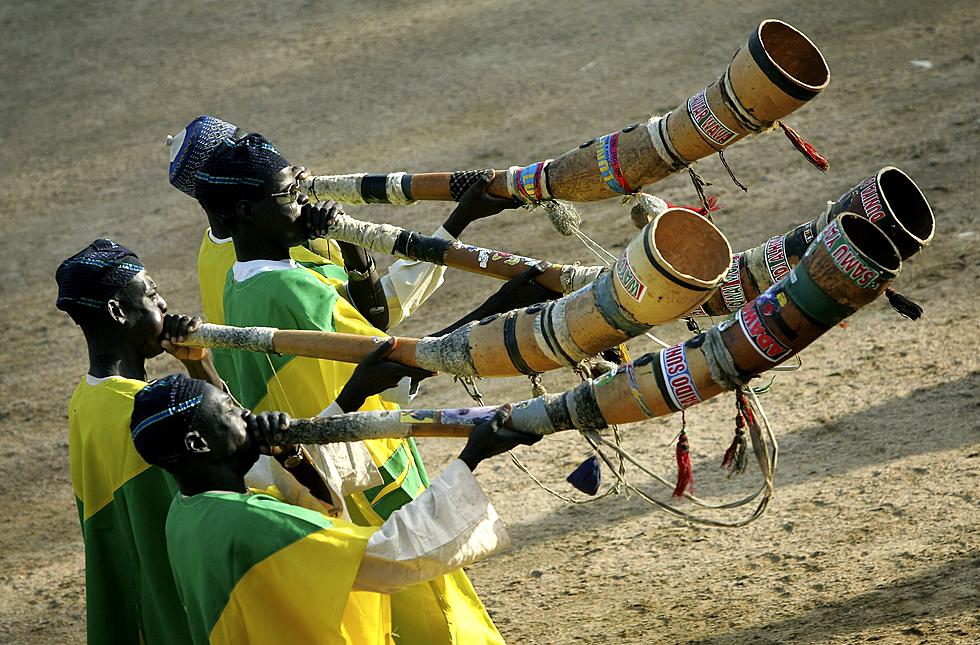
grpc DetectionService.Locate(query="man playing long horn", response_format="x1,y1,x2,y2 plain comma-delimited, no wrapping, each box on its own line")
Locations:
169,115,518,332
54,239,218,644
190,132,559,643
129,374,540,645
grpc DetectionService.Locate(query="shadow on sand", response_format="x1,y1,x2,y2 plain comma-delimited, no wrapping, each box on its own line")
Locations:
686,554,980,644
505,371,980,546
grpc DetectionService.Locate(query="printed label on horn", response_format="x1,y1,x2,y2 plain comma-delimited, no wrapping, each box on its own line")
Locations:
764,236,791,284
440,407,496,425
688,88,737,148
857,177,886,223
491,251,540,267
834,176,886,224
821,220,881,288
615,256,647,302
517,162,545,201
737,294,792,362
721,253,747,312
660,344,703,409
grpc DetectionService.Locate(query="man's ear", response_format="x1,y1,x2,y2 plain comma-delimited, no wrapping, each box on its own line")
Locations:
106,298,126,325
184,430,211,454
235,199,256,225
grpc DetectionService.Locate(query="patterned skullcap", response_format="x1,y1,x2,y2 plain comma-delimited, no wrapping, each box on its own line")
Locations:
131,374,207,465
168,115,239,197
194,133,290,210
55,239,144,321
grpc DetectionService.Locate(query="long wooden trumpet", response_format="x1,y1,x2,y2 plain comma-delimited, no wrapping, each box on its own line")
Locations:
300,20,829,207
273,214,901,444
180,208,732,376
323,211,605,294
693,167,934,317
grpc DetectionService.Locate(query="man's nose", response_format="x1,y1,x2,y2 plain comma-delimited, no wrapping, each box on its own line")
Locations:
297,192,309,206
158,296,168,313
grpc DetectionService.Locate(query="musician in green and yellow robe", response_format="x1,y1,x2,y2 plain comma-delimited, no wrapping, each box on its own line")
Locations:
128,374,539,645
55,239,223,644
194,133,542,644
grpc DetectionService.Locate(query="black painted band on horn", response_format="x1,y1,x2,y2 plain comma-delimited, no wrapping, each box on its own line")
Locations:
503,312,537,376
642,229,713,292
747,27,820,102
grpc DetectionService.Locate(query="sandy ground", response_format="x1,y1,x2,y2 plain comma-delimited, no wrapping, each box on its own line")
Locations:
1,0,978,642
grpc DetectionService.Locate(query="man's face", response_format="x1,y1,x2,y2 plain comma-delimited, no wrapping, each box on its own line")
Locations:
247,165,310,248
193,384,259,470
114,270,167,358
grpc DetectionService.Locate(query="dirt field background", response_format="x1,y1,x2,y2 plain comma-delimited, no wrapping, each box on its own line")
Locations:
1,0,978,642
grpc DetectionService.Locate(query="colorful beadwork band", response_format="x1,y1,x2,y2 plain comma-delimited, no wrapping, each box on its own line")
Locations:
596,131,633,194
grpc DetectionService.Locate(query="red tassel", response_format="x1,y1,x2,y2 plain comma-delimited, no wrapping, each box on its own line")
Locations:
673,430,693,498
778,121,830,173
668,194,721,218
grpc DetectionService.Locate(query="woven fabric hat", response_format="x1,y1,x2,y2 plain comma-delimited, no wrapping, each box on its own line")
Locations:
168,115,238,197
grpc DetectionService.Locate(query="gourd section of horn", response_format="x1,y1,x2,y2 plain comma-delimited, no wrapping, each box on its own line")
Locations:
411,208,731,377
695,167,933,317
278,213,901,446
298,20,829,206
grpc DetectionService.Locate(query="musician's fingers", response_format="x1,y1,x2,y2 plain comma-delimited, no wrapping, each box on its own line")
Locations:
394,364,436,382
184,316,204,336
490,404,513,429
365,337,397,362
171,315,202,342
494,427,543,446
518,263,548,281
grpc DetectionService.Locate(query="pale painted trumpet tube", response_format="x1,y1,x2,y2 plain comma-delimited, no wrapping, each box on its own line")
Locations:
180,209,731,379
324,211,604,294
495,20,830,203
298,21,829,207
508,214,902,434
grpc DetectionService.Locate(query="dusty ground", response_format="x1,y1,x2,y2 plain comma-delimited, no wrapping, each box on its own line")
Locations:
1,0,978,643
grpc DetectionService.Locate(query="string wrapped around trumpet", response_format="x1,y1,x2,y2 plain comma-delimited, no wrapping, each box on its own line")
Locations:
298,20,830,213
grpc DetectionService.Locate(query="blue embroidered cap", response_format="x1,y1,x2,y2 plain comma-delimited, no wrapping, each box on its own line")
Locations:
131,374,207,464
168,115,239,197
55,239,144,320
194,134,290,210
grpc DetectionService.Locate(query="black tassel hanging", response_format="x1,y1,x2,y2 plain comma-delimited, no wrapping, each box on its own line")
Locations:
885,288,923,320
